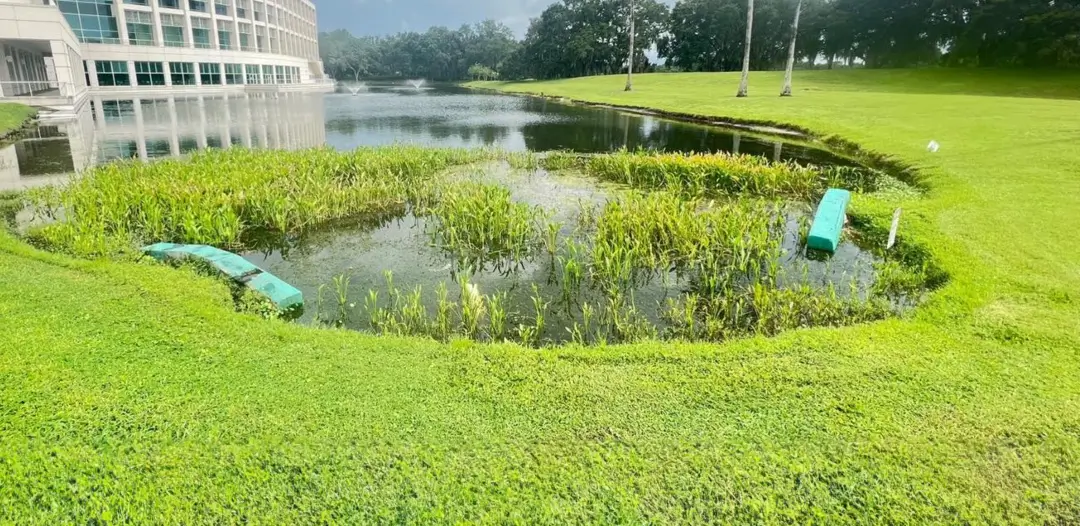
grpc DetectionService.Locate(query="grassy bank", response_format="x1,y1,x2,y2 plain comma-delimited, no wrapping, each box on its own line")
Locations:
0,103,35,138
1,70,1079,522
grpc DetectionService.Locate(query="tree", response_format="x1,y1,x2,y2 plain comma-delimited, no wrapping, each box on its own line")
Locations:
468,64,499,81
737,0,754,97
625,0,636,91
780,0,802,96
516,0,668,80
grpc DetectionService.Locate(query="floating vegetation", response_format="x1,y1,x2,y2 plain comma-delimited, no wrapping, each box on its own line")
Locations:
25,146,498,256
425,182,549,273
585,149,882,200
22,145,936,347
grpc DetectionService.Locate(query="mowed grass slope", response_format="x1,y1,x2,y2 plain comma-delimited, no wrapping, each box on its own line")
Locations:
1,70,1079,523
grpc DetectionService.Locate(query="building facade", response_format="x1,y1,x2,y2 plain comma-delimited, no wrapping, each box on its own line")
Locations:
0,0,329,116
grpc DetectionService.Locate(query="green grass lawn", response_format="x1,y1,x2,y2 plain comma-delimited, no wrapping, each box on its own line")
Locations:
0,103,35,139
2,70,1080,523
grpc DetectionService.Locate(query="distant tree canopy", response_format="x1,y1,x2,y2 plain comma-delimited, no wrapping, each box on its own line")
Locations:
321,0,1080,81
319,20,519,82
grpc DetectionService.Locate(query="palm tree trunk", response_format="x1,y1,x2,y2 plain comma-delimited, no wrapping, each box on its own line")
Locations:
737,0,754,97
624,0,636,92
780,0,803,97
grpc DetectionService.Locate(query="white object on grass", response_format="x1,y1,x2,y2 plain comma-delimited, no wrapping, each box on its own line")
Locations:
927,140,940,153
888,208,902,249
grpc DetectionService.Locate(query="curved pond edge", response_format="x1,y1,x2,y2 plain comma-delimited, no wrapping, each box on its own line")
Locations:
464,86,925,189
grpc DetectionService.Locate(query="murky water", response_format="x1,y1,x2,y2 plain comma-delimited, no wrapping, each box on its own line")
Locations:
241,162,881,342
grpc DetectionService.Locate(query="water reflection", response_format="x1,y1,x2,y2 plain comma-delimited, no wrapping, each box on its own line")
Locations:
3,83,856,191
1,93,327,190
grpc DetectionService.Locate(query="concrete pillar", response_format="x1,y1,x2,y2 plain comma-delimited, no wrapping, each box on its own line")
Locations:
150,1,164,47
87,60,100,87
127,60,137,87
116,8,130,45
219,61,226,84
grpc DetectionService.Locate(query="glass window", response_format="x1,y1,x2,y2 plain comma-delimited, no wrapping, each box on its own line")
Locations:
188,0,206,12
169,62,195,85
217,19,233,50
199,62,221,85
59,0,121,43
83,60,91,86
95,60,129,86
123,0,147,4
191,16,213,48
252,1,263,21
134,61,165,85
125,10,154,45
261,64,273,84
225,63,244,84
274,65,284,84
158,0,179,8
235,0,247,19
214,0,229,15
245,64,260,84
238,22,253,51
256,25,266,52
160,13,186,47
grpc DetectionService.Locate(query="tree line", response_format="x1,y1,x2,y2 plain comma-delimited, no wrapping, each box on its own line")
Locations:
320,0,1080,83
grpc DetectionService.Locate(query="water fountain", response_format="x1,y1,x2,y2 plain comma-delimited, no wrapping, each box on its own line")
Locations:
347,82,368,96
407,79,426,90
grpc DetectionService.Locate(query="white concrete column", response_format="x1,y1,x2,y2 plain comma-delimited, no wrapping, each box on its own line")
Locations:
87,60,100,87
127,60,137,87
219,61,227,84
116,7,130,44
150,1,164,47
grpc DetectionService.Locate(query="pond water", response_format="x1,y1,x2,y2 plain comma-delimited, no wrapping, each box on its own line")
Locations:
6,81,897,343
2,82,857,191
241,161,882,342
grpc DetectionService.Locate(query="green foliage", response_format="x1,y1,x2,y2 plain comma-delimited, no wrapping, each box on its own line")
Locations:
320,20,519,82
25,146,496,257
516,0,670,80
4,70,1080,523
467,64,499,81
586,149,874,199
426,182,549,272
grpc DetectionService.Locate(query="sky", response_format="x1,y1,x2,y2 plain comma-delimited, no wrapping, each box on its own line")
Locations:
318,0,559,37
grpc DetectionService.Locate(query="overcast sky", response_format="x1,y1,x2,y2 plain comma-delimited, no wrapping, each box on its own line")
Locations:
317,0,675,37
318,0,555,37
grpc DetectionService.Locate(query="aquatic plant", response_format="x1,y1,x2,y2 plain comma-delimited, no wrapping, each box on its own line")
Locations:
27,146,497,257
584,149,878,200
426,182,548,272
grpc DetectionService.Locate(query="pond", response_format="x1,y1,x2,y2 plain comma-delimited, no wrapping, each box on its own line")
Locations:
12,82,924,345
2,81,857,191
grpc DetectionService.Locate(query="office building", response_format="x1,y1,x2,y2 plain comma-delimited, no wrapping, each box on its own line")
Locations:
0,0,331,116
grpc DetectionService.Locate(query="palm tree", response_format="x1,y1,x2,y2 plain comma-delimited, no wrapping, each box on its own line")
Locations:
780,0,803,97
625,0,636,92
737,0,754,97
